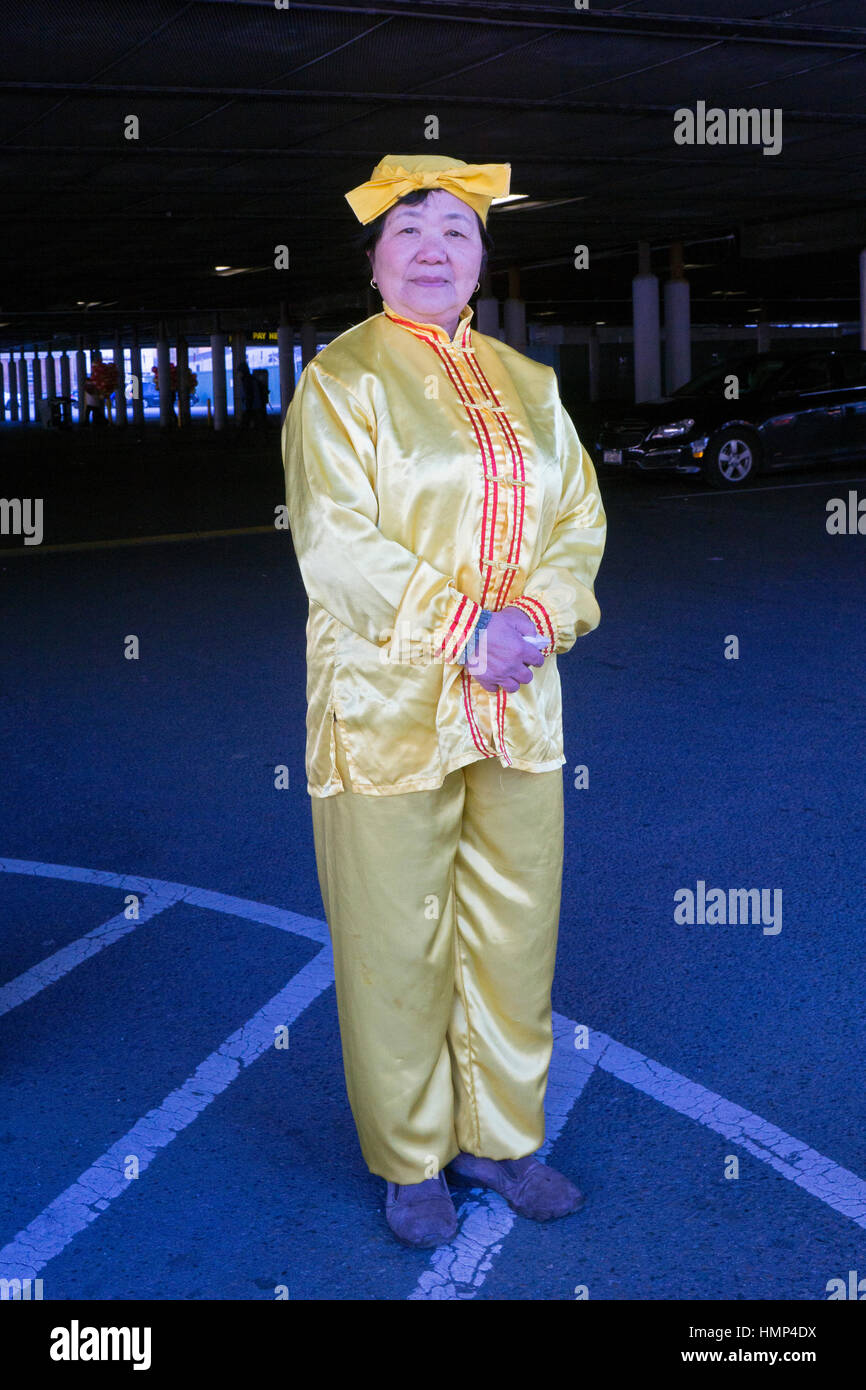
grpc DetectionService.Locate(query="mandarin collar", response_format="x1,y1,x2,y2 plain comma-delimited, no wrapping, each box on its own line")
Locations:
382,300,473,348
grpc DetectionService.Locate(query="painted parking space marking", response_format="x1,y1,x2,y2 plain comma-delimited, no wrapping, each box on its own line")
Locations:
411,1014,596,1299
0,949,334,1281
412,1022,866,1298
1,860,864,1295
0,857,328,1019
0,525,274,559
593,1034,866,1226
0,890,183,1019
658,474,866,501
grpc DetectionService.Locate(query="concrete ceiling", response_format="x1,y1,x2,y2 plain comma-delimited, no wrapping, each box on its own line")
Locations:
1,0,865,346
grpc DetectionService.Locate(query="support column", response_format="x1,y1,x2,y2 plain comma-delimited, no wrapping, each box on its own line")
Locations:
129,327,144,427
503,266,526,350
18,354,30,423
756,309,771,354
32,350,44,424
75,340,87,425
7,355,19,422
632,241,661,403
59,351,71,425
176,333,191,427
44,349,57,427
277,301,294,424
664,241,692,393
114,330,127,427
859,248,866,351
0,359,6,422
300,322,317,369
90,344,106,425
474,269,499,336
156,322,173,429
475,295,499,337
210,318,227,430
230,331,246,423
587,325,601,403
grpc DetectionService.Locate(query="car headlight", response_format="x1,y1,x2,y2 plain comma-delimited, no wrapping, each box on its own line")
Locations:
648,418,695,440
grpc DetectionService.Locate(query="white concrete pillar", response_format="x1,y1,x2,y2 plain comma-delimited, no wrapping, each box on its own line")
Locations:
860,248,866,350
32,352,44,421
210,331,227,429
278,303,294,423
300,322,317,368
59,352,71,424
474,295,498,337
75,346,87,424
503,267,525,350
503,298,526,350
588,326,601,403
113,331,127,426
17,355,30,423
230,332,245,423
156,326,173,429
176,335,190,426
42,351,56,427
6,356,19,422
129,328,144,427
632,242,661,402
664,281,691,393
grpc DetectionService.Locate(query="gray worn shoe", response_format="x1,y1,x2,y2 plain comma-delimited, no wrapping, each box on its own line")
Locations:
385,1171,458,1248
446,1151,585,1221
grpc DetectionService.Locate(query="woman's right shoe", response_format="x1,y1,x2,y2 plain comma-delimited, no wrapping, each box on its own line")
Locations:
385,1171,458,1248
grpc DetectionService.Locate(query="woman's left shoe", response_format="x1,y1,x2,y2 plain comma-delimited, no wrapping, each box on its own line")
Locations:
445,1151,585,1221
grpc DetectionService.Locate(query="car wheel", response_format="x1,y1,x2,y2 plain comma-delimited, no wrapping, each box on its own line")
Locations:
702,429,759,488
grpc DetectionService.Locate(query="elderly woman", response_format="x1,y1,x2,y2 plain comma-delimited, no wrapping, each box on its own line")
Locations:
282,153,606,1249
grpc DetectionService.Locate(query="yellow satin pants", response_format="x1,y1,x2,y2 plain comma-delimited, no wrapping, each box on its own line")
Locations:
310,718,565,1185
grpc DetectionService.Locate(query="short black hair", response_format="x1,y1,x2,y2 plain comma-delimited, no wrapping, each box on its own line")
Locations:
355,187,494,283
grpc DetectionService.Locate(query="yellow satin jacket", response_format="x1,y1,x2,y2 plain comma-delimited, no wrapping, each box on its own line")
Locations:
282,301,606,797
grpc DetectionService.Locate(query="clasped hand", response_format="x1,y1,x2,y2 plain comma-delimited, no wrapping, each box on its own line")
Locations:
464,607,547,694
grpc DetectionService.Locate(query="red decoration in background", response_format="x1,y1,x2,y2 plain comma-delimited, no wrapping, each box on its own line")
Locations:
90,361,119,397
152,363,198,396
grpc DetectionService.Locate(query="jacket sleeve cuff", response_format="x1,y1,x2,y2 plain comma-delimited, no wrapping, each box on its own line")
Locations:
436,593,484,665
508,596,557,657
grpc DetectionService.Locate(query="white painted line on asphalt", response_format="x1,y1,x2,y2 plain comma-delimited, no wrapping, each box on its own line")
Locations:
2,862,864,1297
659,474,866,501
0,947,335,1281
0,859,329,945
0,858,330,1019
0,892,182,1019
594,1034,866,1226
411,1022,866,1299
410,1012,597,1299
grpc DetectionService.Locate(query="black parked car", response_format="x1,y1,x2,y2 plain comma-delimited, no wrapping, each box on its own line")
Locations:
593,349,866,488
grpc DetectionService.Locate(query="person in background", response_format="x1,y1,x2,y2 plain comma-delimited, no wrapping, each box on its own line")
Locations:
237,360,255,429
83,376,104,427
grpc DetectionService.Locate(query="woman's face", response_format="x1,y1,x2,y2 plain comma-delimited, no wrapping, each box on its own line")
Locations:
368,188,484,335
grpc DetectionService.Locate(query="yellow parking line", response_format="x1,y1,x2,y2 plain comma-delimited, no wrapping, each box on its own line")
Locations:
0,525,276,557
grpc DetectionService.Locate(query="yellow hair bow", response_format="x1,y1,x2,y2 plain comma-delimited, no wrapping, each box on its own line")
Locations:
344,153,511,227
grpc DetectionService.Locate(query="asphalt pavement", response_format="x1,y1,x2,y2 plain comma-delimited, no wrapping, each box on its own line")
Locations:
1,424,865,1299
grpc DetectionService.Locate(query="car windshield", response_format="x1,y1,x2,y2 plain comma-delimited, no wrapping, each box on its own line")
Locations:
672,356,790,396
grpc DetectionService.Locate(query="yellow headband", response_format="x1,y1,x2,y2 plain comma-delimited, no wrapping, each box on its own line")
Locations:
345,153,511,227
